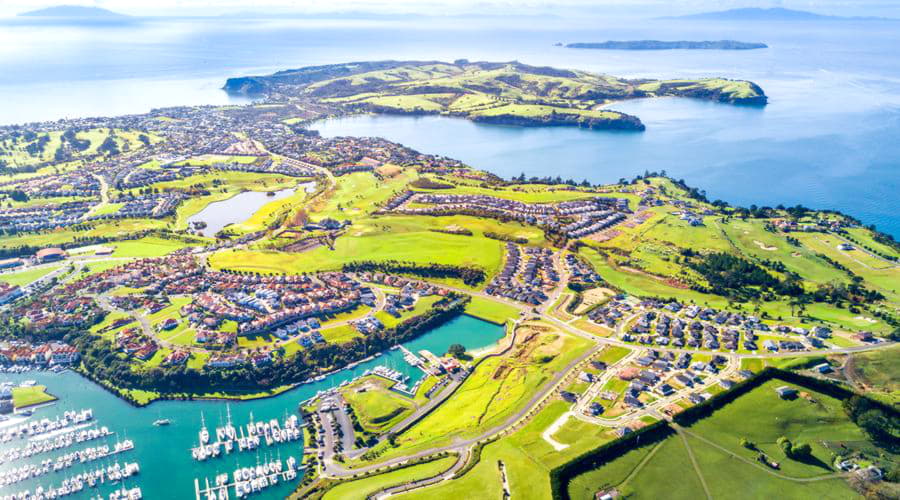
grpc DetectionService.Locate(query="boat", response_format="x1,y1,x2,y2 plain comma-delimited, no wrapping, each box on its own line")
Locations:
199,413,210,445
152,419,170,427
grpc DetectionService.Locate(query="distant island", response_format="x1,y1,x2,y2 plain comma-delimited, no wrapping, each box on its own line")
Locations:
664,7,891,22
566,40,767,51
18,5,128,18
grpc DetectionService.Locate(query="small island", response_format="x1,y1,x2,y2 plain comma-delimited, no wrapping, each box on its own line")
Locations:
565,40,768,50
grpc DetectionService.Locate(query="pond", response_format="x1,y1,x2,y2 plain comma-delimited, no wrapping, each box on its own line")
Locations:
186,182,314,237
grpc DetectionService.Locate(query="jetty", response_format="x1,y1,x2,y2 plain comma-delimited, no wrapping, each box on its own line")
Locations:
193,456,302,499
191,412,301,462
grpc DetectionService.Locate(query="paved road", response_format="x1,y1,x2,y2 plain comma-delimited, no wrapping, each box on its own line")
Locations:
371,449,468,499
322,339,603,478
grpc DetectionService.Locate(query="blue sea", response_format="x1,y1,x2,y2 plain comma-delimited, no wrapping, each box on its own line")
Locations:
1,15,898,235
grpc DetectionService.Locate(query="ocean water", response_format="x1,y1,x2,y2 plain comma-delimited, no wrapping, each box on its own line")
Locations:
0,15,898,234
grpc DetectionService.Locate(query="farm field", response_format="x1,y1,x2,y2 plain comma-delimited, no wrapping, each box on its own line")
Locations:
849,345,900,404
566,379,883,500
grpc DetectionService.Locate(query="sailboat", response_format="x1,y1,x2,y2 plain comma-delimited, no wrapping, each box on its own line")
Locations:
199,412,210,444
153,409,171,427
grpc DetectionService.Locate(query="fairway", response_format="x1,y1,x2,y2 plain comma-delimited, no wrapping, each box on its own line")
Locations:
210,231,504,278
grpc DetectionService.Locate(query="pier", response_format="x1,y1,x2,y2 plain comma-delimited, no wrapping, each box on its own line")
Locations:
191,411,302,462
1,461,140,500
0,424,113,465
0,439,134,487
192,456,302,499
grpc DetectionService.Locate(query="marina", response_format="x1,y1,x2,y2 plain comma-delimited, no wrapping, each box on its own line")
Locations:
0,315,505,498
193,456,301,500
1,411,94,443
190,409,302,461
1,461,140,500
0,439,134,487
0,426,113,465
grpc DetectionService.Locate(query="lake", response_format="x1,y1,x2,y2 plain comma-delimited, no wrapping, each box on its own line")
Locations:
186,182,314,236
0,314,505,498
1,15,898,235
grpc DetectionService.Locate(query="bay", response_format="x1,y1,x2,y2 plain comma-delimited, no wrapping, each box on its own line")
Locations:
1,15,897,234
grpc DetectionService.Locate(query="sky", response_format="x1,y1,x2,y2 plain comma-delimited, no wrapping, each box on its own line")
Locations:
2,0,900,18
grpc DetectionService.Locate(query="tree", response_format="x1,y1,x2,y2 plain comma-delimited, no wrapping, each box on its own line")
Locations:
447,343,466,359
777,436,793,457
740,438,755,450
791,442,812,459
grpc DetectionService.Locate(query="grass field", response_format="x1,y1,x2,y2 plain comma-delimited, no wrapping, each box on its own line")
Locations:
110,237,201,258
850,345,899,404
567,379,867,499
323,455,457,500
0,265,62,287
342,376,417,434
12,385,57,408
399,400,621,500
463,296,520,325
358,328,593,464
210,230,504,280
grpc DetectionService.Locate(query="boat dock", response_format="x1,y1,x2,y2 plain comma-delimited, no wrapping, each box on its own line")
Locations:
192,456,302,500
0,439,134,487
191,412,302,462
0,424,113,466
1,461,140,500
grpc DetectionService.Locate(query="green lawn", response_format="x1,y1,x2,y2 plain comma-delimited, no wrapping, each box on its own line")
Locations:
323,455,457,500
12,385,57,408
375,295,442,329
358,330,592,464
342,377,416,434
0,265,62,287
463,295,520,325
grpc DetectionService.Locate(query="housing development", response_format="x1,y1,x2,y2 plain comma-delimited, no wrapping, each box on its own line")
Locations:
0,60,897,500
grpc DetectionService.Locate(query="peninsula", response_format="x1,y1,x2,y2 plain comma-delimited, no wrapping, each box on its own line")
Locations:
223,60,769,133
566,40,768,50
